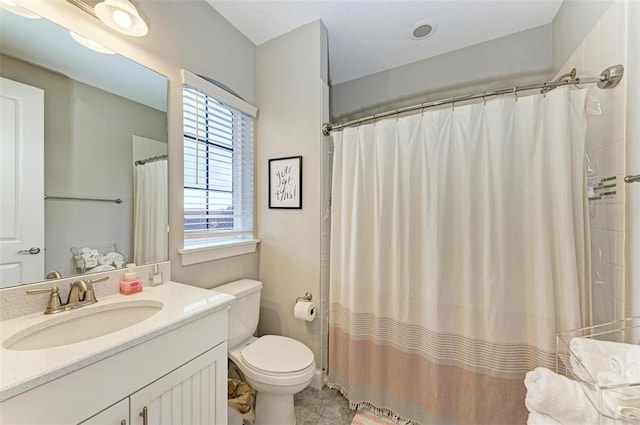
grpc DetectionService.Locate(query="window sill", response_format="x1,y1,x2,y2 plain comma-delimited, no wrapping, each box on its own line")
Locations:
178,239,260,266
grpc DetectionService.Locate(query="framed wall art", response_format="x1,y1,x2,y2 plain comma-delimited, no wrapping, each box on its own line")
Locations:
268,155,302,209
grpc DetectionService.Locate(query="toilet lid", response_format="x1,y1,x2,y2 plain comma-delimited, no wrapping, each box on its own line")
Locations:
241,335,314,373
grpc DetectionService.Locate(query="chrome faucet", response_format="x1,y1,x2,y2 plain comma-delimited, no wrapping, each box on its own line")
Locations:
27,276,109,314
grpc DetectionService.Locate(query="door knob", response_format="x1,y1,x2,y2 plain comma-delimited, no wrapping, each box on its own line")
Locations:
17,247,41,255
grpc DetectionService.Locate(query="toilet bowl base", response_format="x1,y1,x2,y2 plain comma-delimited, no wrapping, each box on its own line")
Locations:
254,391,296,425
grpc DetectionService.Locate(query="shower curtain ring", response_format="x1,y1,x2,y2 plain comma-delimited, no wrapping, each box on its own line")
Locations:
452,96,456,111
513,86,519,102
482,91,487,105
395,108,399,121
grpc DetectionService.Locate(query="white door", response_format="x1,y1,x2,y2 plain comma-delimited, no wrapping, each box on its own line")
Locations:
0,77,44,287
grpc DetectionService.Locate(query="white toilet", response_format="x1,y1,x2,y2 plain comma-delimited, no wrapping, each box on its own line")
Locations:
215,279,316,425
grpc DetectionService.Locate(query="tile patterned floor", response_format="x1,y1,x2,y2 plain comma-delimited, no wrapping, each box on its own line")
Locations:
294,386,356,425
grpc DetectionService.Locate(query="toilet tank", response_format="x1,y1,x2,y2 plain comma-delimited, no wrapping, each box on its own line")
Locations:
213,279,262,350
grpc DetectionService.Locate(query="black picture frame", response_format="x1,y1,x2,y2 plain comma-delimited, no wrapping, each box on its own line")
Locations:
268,156,302,209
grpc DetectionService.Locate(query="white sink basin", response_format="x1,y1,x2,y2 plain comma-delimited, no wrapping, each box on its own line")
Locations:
3,300,163,351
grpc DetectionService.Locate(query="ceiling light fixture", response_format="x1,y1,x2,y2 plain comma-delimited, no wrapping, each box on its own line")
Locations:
0,0,41,19
94,0,148,37
69,31,116,54
409,20,436,41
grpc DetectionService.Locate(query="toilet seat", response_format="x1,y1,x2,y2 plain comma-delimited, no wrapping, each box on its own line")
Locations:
229,335,316,387
241,335,314,374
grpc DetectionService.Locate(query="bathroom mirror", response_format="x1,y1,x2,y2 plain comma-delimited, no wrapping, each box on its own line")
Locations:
0,9,168,288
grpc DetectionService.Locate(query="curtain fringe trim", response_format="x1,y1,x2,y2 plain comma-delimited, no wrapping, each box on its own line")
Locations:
326,382,420,425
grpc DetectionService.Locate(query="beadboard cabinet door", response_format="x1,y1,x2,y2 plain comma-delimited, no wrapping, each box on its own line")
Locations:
130,343,227,425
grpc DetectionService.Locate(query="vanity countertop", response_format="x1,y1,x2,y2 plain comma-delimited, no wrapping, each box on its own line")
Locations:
0,281,234,402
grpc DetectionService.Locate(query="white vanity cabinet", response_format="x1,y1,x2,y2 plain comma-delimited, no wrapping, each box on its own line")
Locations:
1,305,229,425
80,399,129,425
80,343,227,425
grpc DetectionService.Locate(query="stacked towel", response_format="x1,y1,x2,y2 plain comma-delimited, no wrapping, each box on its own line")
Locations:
90,264,116,273
570,338,640,384
569,351,611,382
524,367,599,424
568,338,640,421
596,371,640,416
95,251,125,266
75,248,124,271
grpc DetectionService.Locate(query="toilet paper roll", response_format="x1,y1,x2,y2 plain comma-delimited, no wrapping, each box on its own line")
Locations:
294,301,316,321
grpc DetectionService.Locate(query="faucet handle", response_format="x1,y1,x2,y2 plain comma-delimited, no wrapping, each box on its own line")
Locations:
27,286,63,314
84,276,109,303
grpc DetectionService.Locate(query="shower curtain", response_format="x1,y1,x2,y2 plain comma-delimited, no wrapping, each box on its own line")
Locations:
134,159,168,265
328,87,589,425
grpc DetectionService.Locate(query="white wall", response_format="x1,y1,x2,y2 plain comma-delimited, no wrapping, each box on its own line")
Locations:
331,25,553,121
18,0,259,288
555,1,628,325
552,0,613,70
255,20,329,364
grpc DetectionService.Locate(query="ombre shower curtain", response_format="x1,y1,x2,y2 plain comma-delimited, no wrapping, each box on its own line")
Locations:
328,87,590,425
134,159,168,265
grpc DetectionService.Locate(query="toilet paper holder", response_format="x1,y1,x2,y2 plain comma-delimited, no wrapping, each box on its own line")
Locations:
295,292,313,304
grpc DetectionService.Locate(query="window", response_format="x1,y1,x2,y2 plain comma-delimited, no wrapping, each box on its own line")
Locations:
180,70,258,263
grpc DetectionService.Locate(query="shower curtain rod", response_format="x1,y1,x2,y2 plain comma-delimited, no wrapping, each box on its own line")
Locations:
321,64,624,136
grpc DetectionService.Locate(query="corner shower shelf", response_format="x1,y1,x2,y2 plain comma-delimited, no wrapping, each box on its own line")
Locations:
556,318,640,424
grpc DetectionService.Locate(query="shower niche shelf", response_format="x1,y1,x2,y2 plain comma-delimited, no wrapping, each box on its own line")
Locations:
556,318,640,424
588,176,618,201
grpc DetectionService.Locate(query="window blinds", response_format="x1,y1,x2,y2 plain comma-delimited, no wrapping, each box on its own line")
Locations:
182,72,255,243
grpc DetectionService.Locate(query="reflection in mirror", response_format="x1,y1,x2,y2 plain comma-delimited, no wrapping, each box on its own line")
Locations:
0,8,168,288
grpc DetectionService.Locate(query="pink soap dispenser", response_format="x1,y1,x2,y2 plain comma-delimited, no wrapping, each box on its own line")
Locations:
120,263,143,295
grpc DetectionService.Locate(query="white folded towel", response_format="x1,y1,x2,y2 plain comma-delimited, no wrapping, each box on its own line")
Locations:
103,252,124,263
595,371,640,419
90,264,116,273
526,410,562,425
571,338,640,384
571,337,637,359
626,362,640,382
570,351,609,382
98,255,113,265
626,347,640,383
617,406,640,422
609,355,626,376
82,257,97,268
627,346,640,364
524,367,599,424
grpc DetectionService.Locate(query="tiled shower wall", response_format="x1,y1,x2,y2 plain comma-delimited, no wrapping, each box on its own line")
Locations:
558,1,627,325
